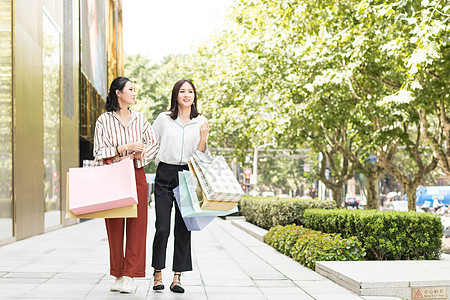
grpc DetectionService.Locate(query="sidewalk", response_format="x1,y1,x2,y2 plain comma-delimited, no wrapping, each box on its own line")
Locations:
1,208,400,299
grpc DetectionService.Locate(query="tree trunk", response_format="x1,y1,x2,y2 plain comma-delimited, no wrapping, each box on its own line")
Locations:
329,186,343,208
419,105,450,175
405,184,417,211
316,150,352,208
366,172,381,210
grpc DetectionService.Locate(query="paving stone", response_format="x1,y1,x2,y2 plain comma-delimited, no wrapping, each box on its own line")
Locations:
4,272,56,278
45,277,103,285
21,283,93,299
202,278,255,286
0,282,41,298
205,285,262,294
247,272,287,280
53,272,105,279
302,285,357,295
254,279,296,287
0,277,48,284
207,293,266,300
266,294,314,300
259,286,311,295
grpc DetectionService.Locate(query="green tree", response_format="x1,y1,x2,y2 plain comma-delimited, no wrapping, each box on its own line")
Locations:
195,0,448,210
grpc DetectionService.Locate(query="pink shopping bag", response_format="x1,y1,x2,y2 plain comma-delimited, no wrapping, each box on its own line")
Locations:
68,158,138,215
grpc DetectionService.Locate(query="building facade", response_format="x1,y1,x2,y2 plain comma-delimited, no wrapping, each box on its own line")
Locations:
0,0,123,245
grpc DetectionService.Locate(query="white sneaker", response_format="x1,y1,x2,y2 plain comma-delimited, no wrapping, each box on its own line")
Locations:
120,276,134,293
110,277,123,292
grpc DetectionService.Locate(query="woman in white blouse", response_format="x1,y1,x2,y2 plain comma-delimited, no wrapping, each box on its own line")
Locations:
93,77,158,293
151,79,210,293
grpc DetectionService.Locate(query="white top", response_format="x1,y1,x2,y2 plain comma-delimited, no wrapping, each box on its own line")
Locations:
152,112,212,165
93,110,159,168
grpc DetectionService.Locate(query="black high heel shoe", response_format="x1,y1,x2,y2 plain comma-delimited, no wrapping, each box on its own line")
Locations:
153,270,164,291
170,273,185,293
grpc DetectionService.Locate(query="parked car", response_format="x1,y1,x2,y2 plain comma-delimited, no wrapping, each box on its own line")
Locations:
344,196,359,208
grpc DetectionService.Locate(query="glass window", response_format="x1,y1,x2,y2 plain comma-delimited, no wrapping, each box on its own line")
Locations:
43,10,61,229
0,0,13,240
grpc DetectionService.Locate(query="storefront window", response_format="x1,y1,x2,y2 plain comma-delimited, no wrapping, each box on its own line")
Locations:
43,10,61,229
0,0,13,240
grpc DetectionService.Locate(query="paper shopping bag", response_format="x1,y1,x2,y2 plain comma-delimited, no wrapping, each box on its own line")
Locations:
173,186,215,231
68,158,138,215
65,173,137,218
189,155,244,206
188,162,239,210
183,170,238,211
181,216,215,231
177,171,238,218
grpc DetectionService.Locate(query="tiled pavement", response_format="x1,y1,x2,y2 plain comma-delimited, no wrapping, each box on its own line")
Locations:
0,208,400,299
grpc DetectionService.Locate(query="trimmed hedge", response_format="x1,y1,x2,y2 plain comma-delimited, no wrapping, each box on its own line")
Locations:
264,224,366,270
303,209,443,260
239,196,335,230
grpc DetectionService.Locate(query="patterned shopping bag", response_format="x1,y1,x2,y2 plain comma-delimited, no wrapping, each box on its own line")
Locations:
176,171,238,218
189,155,244,209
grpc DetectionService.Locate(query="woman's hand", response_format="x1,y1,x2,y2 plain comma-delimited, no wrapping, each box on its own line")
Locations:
199,121,210,141
124,142,145,153
111,155,122,163
134,151,143,163
112,153,135,162
197,121,210,153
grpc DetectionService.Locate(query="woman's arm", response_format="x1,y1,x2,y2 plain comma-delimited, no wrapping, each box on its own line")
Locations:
141,117,159,165
93,119,116,159
197,121,210,153
195,119,213,163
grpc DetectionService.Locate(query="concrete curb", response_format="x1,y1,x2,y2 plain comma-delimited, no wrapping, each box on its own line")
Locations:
228,217,268,242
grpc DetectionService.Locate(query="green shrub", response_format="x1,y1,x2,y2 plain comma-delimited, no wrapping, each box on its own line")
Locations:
303,209,443,260
264,224,366,270
239,196,335,230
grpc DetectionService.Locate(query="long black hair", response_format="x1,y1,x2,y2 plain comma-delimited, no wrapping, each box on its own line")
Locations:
105,76,132,112
168,79,200,120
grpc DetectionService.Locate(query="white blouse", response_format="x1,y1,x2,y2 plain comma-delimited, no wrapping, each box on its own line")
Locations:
93,110,159,168
152,112,212,165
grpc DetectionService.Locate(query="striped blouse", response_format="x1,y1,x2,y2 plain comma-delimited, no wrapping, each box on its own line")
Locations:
93,110,159,168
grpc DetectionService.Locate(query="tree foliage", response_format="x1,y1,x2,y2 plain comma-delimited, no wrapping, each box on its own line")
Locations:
125,0,449,209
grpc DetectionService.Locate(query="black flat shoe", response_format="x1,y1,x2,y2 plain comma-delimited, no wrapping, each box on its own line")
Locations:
170,273,185,293
153,270,164,291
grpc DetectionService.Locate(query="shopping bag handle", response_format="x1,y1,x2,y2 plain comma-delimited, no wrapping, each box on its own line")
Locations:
192,152,214,164
91,156,100,168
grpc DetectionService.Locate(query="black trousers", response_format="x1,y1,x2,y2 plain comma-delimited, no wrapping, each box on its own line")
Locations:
151,162,192,272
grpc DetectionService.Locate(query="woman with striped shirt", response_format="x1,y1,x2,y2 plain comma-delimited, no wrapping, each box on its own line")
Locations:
93,76,158,293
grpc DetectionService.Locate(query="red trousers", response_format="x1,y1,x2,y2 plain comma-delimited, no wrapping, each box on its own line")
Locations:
105,166,148,278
